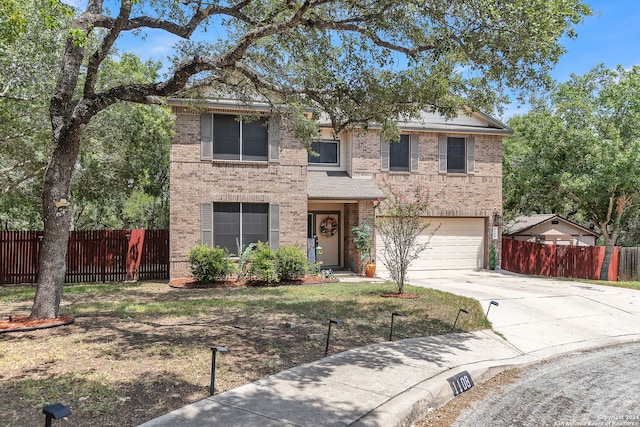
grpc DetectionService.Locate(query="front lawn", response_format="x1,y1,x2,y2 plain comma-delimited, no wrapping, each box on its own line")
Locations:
0,280,488,426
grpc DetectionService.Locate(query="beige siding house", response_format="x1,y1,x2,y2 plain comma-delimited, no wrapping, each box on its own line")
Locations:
504,214,599,246
169,98,511,280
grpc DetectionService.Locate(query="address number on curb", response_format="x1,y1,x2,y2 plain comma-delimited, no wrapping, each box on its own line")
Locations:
447,371,474,396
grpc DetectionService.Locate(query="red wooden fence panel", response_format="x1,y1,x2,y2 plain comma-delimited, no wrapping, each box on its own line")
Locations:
138,229,169,280
501,238,619,281
0,230,169,285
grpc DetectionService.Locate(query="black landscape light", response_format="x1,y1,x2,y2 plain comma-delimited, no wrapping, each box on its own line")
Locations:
324,319,342,357
43,403,71,427
451,308,469,332
485,300,499,318
389,312,405,341
209,346,228,396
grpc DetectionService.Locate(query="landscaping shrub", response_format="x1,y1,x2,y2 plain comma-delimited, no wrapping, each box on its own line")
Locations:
187,244,236,283
489,243,497,270
236,239,257,279
275,245,308,281
248,242,278,283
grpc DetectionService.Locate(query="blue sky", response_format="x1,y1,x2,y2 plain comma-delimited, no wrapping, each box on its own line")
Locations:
552,0,640,79
503,0,640,118
64,1,640,119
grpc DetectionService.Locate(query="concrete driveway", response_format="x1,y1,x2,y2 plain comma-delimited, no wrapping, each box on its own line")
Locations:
410,270,640,356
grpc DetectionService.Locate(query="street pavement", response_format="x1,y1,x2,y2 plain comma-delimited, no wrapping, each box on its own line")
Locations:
139,270,640,427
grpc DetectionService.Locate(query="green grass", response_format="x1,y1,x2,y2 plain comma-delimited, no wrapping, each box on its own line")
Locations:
99,282,482,333
562,277,640,291
4,280,489,335
0,282,145,304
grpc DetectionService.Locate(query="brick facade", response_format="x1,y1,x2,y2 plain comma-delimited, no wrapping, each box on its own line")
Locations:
170,107,308,278
169,102,506,279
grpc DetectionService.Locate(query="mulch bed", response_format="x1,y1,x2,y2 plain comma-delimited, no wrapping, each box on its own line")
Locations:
169,275,339,289
0,315,75,333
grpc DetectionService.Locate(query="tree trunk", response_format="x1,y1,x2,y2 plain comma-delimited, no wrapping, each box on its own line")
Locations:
599,243,615,281
30,127,82,319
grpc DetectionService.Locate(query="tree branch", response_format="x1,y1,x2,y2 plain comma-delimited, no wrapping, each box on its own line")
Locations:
84,1,134,97
2,165,47,194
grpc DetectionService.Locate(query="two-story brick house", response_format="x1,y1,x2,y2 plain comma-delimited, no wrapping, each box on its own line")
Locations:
168,98,511,280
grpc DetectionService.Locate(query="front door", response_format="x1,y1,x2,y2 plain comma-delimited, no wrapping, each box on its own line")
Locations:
313,212,340,267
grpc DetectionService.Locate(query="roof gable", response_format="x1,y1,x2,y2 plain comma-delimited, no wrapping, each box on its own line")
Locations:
504,214,598,237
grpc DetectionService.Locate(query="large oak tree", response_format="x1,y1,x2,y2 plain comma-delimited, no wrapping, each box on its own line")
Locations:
24,0,590,318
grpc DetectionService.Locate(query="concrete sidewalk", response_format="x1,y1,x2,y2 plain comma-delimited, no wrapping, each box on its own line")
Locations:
139,271,640,427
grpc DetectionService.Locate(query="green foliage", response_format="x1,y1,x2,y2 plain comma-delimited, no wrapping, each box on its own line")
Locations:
489,243,497,270
248,242,278,283
504,64,640,250
187,245,236,283
504,64,640,279
375,179,439,294
0,0,70,229
351,223,373,274
351,224,373,261
246,243,309,282
0,17,174,230
0,0,27,44
274,245,308,281
236,239,258,279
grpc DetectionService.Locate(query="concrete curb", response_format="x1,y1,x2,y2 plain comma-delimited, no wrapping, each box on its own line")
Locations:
353,333,640,427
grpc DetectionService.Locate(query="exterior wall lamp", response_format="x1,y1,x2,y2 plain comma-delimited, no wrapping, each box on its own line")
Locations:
493,210,503,227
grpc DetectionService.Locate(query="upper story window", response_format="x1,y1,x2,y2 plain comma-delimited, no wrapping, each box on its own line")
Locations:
201,113,279,162
308,140,339,165
380,134,419,172
438,136,475,174
389,134,410,171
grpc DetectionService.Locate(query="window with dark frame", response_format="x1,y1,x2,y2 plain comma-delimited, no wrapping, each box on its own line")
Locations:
213,202,269,254
446,137,466,174
308,141,339,165
211,114,268,161
389,134,410,171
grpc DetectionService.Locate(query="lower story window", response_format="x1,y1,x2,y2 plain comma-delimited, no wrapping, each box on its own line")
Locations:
213,203,269,254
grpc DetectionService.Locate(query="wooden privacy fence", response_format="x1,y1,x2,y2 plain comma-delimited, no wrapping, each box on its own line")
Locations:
618,247,640,281
501,238,619,281
0,229,169,285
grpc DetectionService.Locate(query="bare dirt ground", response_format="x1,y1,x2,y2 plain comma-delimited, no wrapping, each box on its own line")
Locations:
412,367,524,426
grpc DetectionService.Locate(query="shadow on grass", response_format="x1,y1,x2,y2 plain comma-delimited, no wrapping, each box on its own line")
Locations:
1,369,205,427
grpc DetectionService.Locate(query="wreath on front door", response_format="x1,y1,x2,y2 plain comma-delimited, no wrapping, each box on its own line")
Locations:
320,217,338,237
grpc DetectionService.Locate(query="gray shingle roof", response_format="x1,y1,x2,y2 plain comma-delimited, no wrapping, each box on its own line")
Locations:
307,171,384,200
504,214,598,237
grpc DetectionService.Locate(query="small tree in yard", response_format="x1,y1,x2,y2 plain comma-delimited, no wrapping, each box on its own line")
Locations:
375,181,439,294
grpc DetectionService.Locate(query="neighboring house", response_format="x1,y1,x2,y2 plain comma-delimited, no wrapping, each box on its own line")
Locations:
504,214,598,246
168,98,511,280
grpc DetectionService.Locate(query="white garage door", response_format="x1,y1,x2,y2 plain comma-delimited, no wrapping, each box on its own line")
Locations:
376,217,485,273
